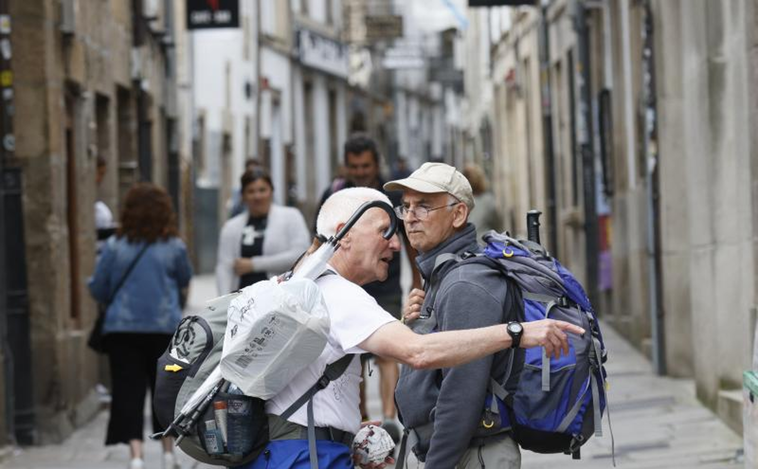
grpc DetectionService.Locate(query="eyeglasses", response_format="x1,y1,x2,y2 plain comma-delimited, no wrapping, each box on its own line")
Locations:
394,202,459,220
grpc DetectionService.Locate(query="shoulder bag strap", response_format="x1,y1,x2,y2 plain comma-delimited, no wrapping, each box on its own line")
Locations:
107,243,150,305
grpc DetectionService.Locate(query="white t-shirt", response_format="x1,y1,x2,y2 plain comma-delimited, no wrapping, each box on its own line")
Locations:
265,268,397,433
95,200,114,255
95,200,114,229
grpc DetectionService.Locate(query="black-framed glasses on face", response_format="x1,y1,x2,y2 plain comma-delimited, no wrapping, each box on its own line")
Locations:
394,202,460,220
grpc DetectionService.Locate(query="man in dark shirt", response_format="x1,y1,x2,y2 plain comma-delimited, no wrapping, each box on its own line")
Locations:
315,134,419,439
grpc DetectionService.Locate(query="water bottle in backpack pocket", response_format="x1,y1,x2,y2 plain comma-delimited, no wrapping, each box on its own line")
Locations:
193,388,267,461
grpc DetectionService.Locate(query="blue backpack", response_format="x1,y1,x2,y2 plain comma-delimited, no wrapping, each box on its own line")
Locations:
426,230,610,460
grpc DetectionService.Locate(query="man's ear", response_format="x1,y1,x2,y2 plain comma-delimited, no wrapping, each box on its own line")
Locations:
335,223,350,248
451,204,469,229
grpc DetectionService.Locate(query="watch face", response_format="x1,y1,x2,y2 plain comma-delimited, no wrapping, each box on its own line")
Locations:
508,322,523,334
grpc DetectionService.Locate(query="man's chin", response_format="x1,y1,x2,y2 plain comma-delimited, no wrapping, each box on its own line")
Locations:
407,235,424,252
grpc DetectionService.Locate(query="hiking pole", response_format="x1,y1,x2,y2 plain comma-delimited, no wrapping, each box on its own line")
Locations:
527,210,542,244
174,379,226,446
293,200,397,281
333,200,397,242
148,378,226,443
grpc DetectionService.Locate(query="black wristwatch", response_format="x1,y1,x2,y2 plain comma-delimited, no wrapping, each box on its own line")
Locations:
506,321,524,349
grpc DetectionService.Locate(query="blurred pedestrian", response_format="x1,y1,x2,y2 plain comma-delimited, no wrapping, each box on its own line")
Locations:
228,158,265,218
216,168,310,295
391,157,412,180
95,155,116,256
463,163,502,242
88,183,193,469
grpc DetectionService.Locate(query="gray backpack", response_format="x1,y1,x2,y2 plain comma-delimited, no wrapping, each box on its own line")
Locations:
152,291,353,467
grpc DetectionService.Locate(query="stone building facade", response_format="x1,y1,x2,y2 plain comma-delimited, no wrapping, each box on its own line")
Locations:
0,0,190,445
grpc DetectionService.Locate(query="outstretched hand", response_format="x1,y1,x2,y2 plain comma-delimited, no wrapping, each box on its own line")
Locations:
520,319,586,359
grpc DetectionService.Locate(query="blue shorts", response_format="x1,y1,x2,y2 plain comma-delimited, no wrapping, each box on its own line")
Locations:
235,439,353,469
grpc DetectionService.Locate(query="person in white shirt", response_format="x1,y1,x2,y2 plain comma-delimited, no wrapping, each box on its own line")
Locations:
239,187,584,469
95,156,115,255
216,169,311,294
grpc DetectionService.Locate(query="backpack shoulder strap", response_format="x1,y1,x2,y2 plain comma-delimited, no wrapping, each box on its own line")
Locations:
279,353,354,420
279,354,355,469
423,252,478,322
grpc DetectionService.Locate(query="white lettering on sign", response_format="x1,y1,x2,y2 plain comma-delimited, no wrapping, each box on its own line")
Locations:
214,10,231,22
191,11,212,24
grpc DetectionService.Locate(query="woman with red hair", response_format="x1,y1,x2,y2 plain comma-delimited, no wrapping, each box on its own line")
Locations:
89,183,193,469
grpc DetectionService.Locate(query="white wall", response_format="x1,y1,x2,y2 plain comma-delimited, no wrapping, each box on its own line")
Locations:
192,3,257,187
260,47,294,205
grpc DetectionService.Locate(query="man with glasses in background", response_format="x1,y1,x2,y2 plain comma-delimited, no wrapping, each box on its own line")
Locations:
387,163,523,468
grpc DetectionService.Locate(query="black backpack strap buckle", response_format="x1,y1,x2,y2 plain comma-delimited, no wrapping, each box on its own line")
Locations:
316,375,331,390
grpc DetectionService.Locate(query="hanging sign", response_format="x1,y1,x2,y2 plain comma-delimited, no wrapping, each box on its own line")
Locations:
365,15,403,40
187,0,239,29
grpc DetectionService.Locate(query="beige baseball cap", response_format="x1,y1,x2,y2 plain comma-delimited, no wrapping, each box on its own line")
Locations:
384,162,475,210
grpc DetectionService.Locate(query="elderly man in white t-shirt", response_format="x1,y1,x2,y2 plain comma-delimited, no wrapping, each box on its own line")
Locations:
238,187,585,469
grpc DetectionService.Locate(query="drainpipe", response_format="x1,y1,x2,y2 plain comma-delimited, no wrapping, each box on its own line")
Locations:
0,79,9,449
641,0,665,375
0,0,13,444
0,1,33,442
619,0,636,190
538,0,558,256
574,0,600,306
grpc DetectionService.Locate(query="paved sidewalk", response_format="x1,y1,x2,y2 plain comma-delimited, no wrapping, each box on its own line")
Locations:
517,324,743,469
0,275,221,469
0,274,745,468
376,320,743,469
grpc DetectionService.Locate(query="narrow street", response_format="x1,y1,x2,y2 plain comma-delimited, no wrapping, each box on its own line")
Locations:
0,275,743,469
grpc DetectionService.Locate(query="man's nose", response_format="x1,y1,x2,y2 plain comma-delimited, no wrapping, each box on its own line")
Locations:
403,208,420,222
389,234,401,251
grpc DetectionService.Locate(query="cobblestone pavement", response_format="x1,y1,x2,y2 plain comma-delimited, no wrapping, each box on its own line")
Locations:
0,274,744,468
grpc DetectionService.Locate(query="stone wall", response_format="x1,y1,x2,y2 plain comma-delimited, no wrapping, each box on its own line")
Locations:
7,0,181,443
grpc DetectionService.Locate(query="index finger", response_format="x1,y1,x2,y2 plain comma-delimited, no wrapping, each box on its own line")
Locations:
555,320,586,336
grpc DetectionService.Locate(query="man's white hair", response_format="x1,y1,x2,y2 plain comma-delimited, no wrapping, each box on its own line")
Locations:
316,187,392,238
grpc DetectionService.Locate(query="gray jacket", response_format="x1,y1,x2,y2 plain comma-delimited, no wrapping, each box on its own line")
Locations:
394,224,522,468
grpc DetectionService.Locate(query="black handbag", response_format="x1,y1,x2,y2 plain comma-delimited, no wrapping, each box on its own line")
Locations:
88,244,149,353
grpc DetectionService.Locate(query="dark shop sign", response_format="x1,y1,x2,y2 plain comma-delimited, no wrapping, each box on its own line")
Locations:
468,0,537,6
187,0,239,29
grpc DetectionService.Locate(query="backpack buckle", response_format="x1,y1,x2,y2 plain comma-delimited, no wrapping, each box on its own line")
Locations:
316,375,331,389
